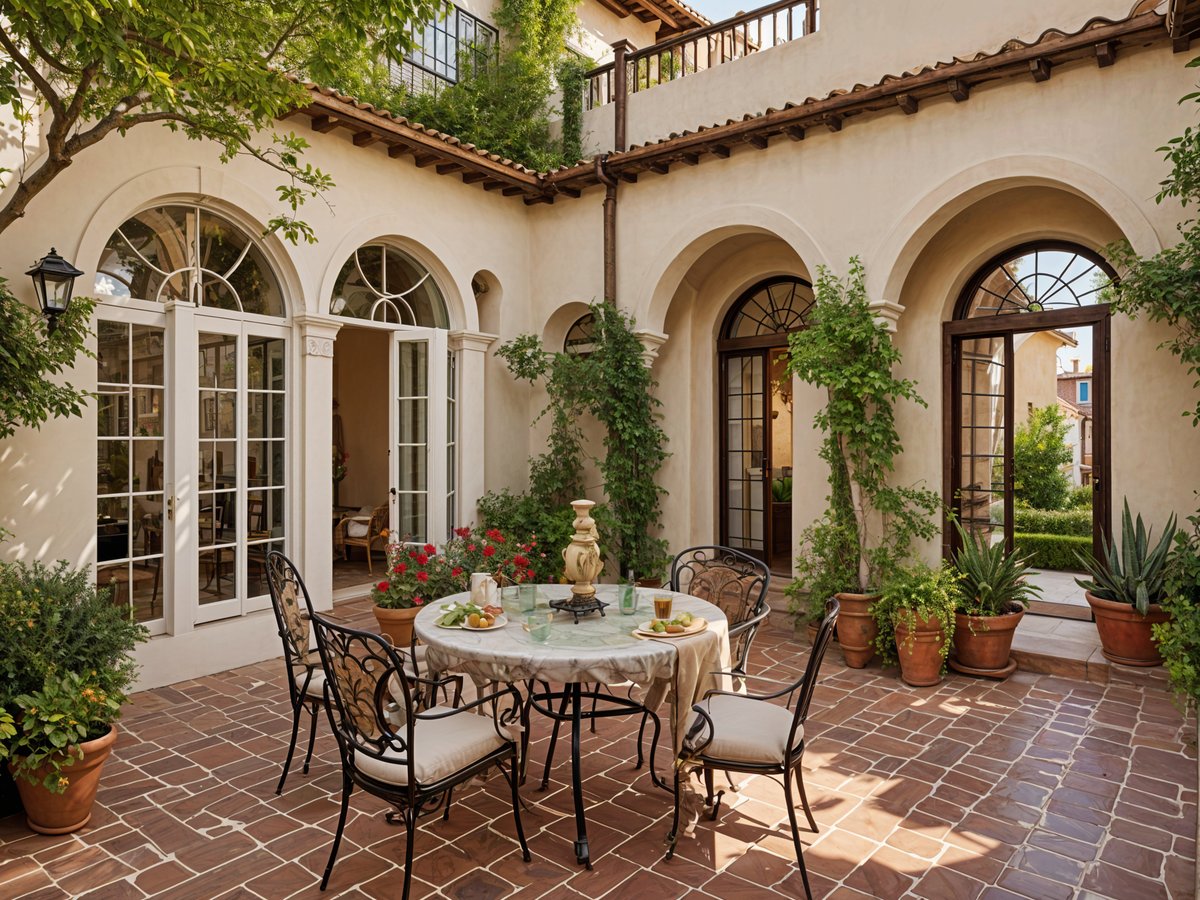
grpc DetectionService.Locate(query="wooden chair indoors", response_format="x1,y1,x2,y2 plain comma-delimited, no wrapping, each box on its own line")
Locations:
334,503,389,574
308,611,529,897
665,598,840,900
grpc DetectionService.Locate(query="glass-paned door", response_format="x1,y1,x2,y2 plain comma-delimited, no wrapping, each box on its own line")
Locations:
195,321,288,623
391,329,450,544
96,318,167,629
721,351,768,561
956,334,1011,549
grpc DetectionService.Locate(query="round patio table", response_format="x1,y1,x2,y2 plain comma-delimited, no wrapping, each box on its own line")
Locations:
414,583,730,869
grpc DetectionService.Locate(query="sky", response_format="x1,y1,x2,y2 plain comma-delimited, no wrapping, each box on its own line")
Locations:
691,0,755,22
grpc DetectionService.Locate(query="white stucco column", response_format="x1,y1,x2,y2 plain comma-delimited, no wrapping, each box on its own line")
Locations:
450,330,497,525
295,314,343,611
870,299,905,333
635,328,669,368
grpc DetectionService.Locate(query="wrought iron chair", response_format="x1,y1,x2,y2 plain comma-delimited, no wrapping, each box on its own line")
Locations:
334,503,389,574
670,545,771,677
309,612,530,897
665,598,840,900
265,551,325,795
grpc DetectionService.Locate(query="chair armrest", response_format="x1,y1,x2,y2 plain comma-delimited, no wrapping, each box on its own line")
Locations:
701,672,799,703
415,683,523,741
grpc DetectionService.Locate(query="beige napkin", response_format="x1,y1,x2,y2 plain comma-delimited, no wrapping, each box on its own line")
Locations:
643,629,724,753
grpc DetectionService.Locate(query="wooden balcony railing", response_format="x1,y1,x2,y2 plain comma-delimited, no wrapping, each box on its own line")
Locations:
586,0,818,112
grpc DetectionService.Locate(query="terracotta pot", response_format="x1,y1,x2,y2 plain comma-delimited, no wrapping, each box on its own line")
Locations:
12,725,117,834
894,611,948,687
373,604,420,649
835,592,880,668
1085,591,1169,667
953,610,1024,672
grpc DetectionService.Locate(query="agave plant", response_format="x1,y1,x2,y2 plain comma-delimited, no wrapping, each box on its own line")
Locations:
952,522,1042,616
1076,499,1177,616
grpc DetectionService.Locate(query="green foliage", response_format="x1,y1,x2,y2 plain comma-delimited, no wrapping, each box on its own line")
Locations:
352,0,587,170
772,477,793,502
784,502,858,625
1066,484,1094,509
1076,500,1177,615
786,259,940,593
0,0,441,241
1014,533,1093,571
1102,55,1200,426
952,522,1041,616
0,560,147,790
1013,507,1092,537
871,563,962,670
1012,405,1073,510
0,279,96,440
1154,511,1200,706
495,301,670,580
478,490,577,581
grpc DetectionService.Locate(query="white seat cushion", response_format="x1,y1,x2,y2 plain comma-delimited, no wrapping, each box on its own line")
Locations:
684,694,799,765
354,706,509,786
296,668,325,699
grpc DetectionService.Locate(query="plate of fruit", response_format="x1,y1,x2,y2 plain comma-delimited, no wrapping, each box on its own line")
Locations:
636,611,707,638
436,602,506,630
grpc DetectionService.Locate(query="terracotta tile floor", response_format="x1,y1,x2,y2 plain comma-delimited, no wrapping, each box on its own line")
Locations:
2,602,1196,899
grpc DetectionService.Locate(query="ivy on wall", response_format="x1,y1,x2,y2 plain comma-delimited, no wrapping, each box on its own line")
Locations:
348,0,588,170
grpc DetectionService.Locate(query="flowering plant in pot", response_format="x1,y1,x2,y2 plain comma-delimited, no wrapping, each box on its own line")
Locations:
1076,500,1177,666
872,563,962,687
949,522,1041,678
0,560,147,833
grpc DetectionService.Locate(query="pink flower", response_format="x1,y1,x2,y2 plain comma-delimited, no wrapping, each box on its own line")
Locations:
376,581,389,592
416,571,429,583
468,543,476,552
413,597,423,605
483,545,496,558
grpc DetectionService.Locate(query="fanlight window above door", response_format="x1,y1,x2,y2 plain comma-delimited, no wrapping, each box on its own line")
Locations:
330,244,449,327
722,277,814,340
959,243,1115,319
94,205,285,316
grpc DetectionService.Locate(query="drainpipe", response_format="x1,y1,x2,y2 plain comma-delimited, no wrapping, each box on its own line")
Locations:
595,154,618,303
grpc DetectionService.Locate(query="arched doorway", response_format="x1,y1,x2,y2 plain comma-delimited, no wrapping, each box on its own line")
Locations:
718,276,812,571
944,241,1115,615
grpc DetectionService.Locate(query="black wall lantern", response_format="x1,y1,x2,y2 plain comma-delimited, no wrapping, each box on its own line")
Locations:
26,247,84,333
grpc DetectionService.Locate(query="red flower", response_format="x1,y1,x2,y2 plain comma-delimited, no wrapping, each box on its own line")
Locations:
486,528,502,541
483,545,496,558
376,581,389,592
455,527,471,538
424,543,435,554
468,543,476,552
451,567,463,577
416,571,429,583
413,596,423,605
394,563,407,574
526,569,535,580
416,554,429,566
513,555,529,568
408,550,418,559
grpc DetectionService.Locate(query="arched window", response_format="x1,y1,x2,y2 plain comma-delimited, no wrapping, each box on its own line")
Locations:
330,244,449,327
721,276,813,341
94,205,285,316
956,242,1115,319
563,313,596,356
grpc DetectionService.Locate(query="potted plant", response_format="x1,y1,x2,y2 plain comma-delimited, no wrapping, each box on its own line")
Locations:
872,563,962,687
786,260,940,667
1153,510,1200,705
949,522,1041,678
1077,500,1177,666
0,560,147,833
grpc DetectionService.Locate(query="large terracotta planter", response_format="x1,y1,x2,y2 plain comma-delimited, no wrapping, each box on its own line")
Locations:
373,604,420,649
1086,591,1169,667
952,610,1024,676
12,725,117,835
835,592,880,668
894,611,948,687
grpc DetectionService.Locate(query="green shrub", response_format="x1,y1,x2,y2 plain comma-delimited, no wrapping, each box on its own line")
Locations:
1013,533,1093,571
1013,405,1073,510
1154,513,1200,707
477,489,580,582
1013,507,1092,537
1066,484,1094,509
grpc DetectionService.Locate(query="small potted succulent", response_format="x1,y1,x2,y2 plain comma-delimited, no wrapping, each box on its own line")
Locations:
1,560,147,833
873,563,962,687
1077,500,1177,666
950,522,1041,678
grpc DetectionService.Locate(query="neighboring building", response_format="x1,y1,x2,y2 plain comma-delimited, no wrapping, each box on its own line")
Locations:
2,0,1198,687
1059,359,1095,477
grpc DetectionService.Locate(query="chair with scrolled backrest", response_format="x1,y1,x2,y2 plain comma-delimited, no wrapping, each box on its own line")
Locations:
334,503,389,574
265,550,325,795
670,546,771,676
664,597,840,900
309,612,530,897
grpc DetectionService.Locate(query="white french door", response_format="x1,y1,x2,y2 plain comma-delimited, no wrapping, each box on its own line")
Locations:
390,328,454,544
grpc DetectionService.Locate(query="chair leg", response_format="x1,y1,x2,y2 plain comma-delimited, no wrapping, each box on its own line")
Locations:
276,697,304,795
634,710,649,769
320,772,353,891
665,764,683,860
442,786,454,822
501,759,532,861
783,767,814,900
301,700,320,775
795,761,818,833
402,807,417,900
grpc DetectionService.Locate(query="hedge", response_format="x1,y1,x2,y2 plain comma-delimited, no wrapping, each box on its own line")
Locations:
1014,532,1093,570
1013,507,1092,537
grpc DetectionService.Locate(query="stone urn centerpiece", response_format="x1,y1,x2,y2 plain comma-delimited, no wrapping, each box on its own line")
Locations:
556,500,607,621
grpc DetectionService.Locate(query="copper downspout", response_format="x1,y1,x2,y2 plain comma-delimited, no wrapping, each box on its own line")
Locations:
595,154,618,302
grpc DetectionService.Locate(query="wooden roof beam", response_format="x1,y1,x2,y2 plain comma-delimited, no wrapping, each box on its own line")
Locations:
710,144,731,158
387,144,410,158
617,171,639,183
681,152,701,165
310,114,338,133
824,114,843,133
436,162,465,175
1175,35,1193,52
948,78,970,102
593,0,630,17
897,93,918,115
1029,58,1052,82
1095,40,1117,67
461,171,489,184
414,153,439,168
649,161,670,174
744,134,768,150
632,0,678,28
501,186,526,196
784,125,805,141
352,131,379,147
482,181,507,191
